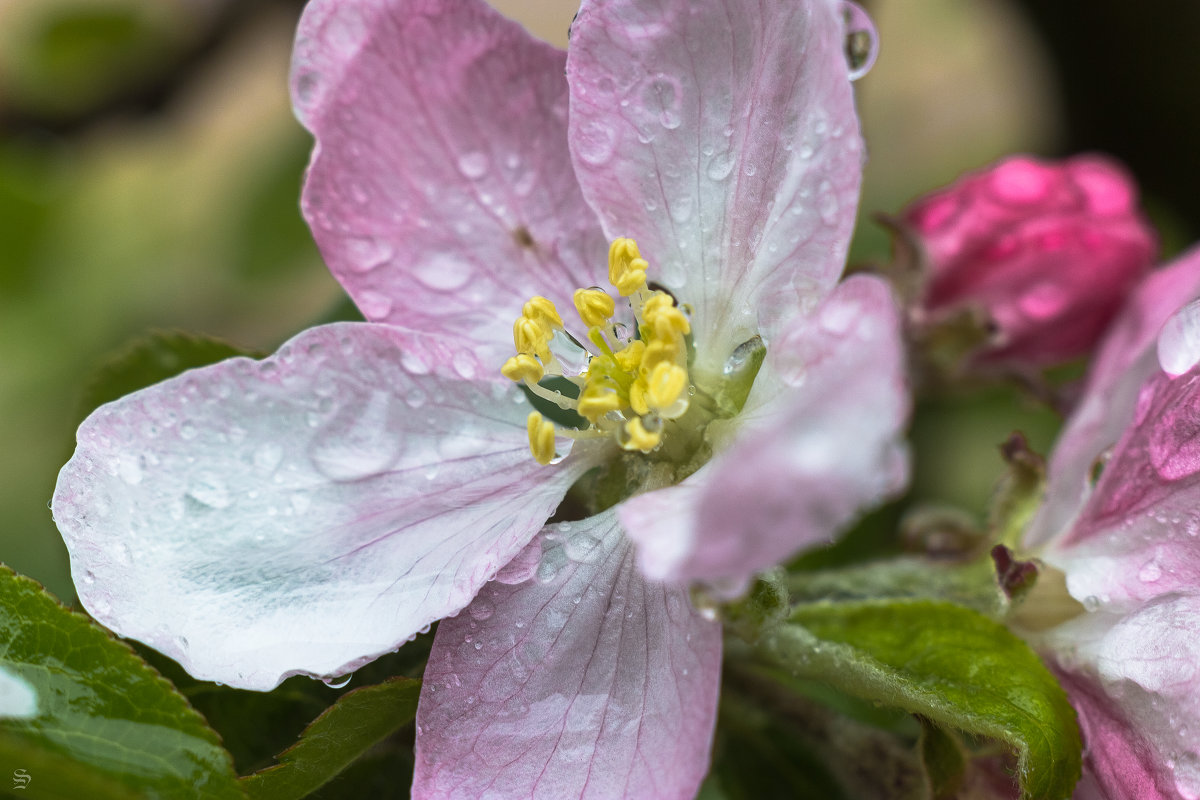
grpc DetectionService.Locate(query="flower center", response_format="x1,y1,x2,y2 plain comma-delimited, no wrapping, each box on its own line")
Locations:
502,238,696,465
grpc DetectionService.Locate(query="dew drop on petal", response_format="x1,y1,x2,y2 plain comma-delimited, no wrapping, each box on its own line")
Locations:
575,118,618,166
323,674,353,689
307,390,403,481
412,252,472,292
1158,298,1200,377
468,599,494,621
1138,558,1163,583
706,151,736,182
841,2,879,81
457,151,489,180
187,473,231,509
357,290,394,319
343,235,394,273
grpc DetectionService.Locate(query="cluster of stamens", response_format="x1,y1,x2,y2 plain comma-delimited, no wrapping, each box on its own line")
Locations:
502,238,693,465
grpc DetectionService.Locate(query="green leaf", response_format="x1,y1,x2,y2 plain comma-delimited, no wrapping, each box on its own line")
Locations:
0,566,243,800
919,718,967,800
240,677,420,800
763,599,1080,800
77,330,257,424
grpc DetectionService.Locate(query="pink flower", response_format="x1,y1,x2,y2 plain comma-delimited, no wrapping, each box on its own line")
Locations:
903,155,1157,369
52,0,908,796
1022,247,1200,798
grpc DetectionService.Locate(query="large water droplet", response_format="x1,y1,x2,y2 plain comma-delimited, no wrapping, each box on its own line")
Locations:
344,235,394,273
308,390,403,481
323,674,353,689
468,599,495,621
1138,558,1163,583
841,2,879,80
413,253,472,292
457,151,489,180
1158,299,1200,377
187,474,231,509
116,453,143,485
640,73,683,130
357,290,394,319
575,118,618,166
706,150,735,181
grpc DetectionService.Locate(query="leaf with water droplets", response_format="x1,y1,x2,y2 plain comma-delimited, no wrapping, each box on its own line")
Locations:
0,566,242,799
241,677,420,800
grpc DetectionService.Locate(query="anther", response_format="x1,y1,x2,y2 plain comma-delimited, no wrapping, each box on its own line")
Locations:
527,411,557,465
573,288,616,328
514,316,551,359
522,296,563,328
646,362,688,411
501,353,544,384
622,416,661,452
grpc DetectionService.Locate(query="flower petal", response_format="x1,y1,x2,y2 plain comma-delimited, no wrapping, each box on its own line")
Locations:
566,0,864,369
52,323,597,691
621,275,909,587
413,510,722,799
1047,366,1200,605
293,0,608,364
1044,595,1200,800
1026,245,1200,548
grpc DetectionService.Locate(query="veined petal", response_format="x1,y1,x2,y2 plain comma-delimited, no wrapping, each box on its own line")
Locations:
1047,367,1200,605
1043,595,1200,800
621,275,909,587
293,0,608,365
52,324,598,691
567,0,864,371
1026,245,1200,549
413,510,722,800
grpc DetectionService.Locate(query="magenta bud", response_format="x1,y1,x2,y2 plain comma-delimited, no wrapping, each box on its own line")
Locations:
904,155,1158,369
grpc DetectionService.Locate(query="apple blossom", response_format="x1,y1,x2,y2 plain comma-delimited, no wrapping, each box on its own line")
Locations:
52,0,909,797
1021,247,1200,799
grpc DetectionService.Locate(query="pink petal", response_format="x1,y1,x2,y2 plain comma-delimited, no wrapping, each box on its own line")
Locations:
1026,245,1200,549
621,275,909,587
413,510,722,799
52,324,598,691
293,0,608,365
1043,594,1200,800
1047,365,1200,605
566,0,865,370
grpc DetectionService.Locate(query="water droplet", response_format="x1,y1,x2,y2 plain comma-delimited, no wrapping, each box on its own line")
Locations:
1158,298,1200,377
817,181,840,224
640,73,683,130
308,390,403,481
116,453,143,485
412,252,472,292
457,151,489,180
1138,558,1163,583
452,353,477,380
706,151,735,181
418,623,432,635
575,118,618,166
400,348,431,376
187,474,231,509
254,443,283,473
357,290,393,319
841,2,879,80
469,599,494,621
323,674,353,689
669,194,694,223
405,387,427,408
179,422,198,440
344,235,393,273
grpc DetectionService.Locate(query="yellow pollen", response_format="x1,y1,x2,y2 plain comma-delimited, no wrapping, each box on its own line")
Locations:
522,296,563,328
527,411,557,465
573,288,616,328
622,416,662,452
504,237,693,462
501,353,544,384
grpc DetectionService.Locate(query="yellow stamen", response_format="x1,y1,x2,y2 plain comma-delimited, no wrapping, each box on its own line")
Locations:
514,316,551,359
577,386,622,422
608,238,648,296
501,353,544,384
622,416,661,452
646,362,688,411
522,296,563,328
527,411,556,465
629,381,650,416
573,288,616,328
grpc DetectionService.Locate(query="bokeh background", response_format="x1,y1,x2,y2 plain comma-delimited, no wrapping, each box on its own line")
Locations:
2,0,1195,601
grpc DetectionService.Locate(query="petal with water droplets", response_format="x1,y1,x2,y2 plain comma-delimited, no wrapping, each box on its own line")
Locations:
53,323,598,690
413,510,722,800
567,0,863,369
621,276,909,589
1026,246,1200,548
1044,595,1200,800
293,0,607,366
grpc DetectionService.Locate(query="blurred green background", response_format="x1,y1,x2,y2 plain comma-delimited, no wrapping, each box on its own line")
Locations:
1,0,1195,601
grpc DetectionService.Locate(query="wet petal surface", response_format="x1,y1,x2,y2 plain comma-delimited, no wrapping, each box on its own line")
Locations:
53,323,597,690
413,510,721,800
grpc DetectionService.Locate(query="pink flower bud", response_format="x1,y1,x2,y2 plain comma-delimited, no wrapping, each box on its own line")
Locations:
904,155,1158,369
